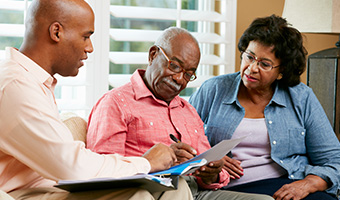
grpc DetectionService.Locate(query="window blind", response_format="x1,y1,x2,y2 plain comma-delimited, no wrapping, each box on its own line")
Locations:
108,0,236,99
0,0,236,118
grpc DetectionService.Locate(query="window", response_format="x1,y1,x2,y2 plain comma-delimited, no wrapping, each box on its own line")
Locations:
0,0,236,118
107,0,237,99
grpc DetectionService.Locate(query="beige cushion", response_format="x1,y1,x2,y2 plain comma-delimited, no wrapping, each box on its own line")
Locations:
60,112,88,144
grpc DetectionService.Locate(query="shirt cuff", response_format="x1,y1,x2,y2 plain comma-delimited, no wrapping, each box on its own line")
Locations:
195,168,230,190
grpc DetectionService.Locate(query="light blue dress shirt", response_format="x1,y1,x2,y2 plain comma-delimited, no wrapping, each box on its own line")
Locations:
189,72,340,197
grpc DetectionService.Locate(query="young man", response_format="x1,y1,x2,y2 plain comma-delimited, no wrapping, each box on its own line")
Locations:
87,27,274,200
0,1,192,199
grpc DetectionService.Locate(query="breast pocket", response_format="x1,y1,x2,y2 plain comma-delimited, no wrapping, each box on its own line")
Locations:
288,128,306,155
183,123,203,149
134,117,172,148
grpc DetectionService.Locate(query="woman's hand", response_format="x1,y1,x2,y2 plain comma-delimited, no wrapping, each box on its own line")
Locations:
222,155,243,179
273,175,328,200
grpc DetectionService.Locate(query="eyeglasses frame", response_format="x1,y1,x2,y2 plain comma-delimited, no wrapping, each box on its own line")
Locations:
156,45,197,82
241,51,280,71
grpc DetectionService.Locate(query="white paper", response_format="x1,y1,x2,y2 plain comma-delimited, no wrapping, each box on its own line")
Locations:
182,136,247,165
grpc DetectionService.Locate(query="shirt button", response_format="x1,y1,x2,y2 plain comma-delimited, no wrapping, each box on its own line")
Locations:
194,129,198,133
268,120,273,124
204,127,207,130
272,140,277,145
301,132,305,135
118,93,121,96
150,122,153,126
280,160,283,164
121,99,124,102
290,175,294,178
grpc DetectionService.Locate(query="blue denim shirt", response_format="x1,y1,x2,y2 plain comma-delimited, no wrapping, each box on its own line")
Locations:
189,72,340,197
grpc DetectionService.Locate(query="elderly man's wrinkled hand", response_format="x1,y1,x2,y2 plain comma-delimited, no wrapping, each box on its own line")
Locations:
170,142,197,165
142,143,177,173
193,159,223,185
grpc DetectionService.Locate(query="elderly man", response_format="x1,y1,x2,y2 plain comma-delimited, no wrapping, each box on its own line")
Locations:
0,1,193,199
87,27,274,200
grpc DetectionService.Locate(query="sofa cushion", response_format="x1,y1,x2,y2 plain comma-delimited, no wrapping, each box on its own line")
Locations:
60,112,87,144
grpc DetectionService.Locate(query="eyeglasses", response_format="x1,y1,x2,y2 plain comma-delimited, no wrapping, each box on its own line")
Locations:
157,45,197,82
241,51,280,71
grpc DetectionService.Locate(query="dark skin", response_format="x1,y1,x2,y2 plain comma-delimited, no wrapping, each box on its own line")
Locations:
19,0,94,77
224,41,329,199
17,0,177,174
144,32,223,185
171,142,223,185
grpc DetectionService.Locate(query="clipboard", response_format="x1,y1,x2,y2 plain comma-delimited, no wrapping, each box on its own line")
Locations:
150,159,207,176
55,137,246,193
55,174,178,193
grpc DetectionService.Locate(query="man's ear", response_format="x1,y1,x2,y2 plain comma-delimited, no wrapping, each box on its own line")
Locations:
148,45,158,66
49,22,63,42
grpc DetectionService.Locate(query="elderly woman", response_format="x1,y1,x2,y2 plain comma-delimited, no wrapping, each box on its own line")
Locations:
189,15,340,200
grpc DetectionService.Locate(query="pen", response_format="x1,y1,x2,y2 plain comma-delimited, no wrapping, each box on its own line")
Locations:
170,134,181,143
170,134,197,157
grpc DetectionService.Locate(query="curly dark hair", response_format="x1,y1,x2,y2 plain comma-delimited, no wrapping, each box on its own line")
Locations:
238,14,307,87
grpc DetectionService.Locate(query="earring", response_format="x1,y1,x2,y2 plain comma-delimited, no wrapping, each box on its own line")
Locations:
277,73,283,80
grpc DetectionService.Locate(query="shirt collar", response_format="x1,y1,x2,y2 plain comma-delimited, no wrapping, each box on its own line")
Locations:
131,69,184,107
223,72,242,105
222,72,286,107
270,83,286,107
6,47,56,90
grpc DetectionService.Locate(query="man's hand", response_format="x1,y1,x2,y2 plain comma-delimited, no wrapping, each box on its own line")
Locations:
222,155,243,179
273,175,328,200
193,159,224,185
142,143,177,173
170,142,197,165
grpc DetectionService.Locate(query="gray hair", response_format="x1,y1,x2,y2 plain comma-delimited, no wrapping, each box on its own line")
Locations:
155,27,199,49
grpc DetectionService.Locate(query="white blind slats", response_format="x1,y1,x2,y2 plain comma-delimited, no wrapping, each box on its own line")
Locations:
108,74,131,88
55,100,90,111
109,52,147,64
202,54,228,65
0,50,5,60
0,0,236,118
0,24,24,37
0,1,28,11
110,5,228,22
194,32,228,44
109,28,160,42
109,52,227,65
109,28,228,44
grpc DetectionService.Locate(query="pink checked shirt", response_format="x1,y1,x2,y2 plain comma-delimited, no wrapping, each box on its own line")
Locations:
87,69,230,189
